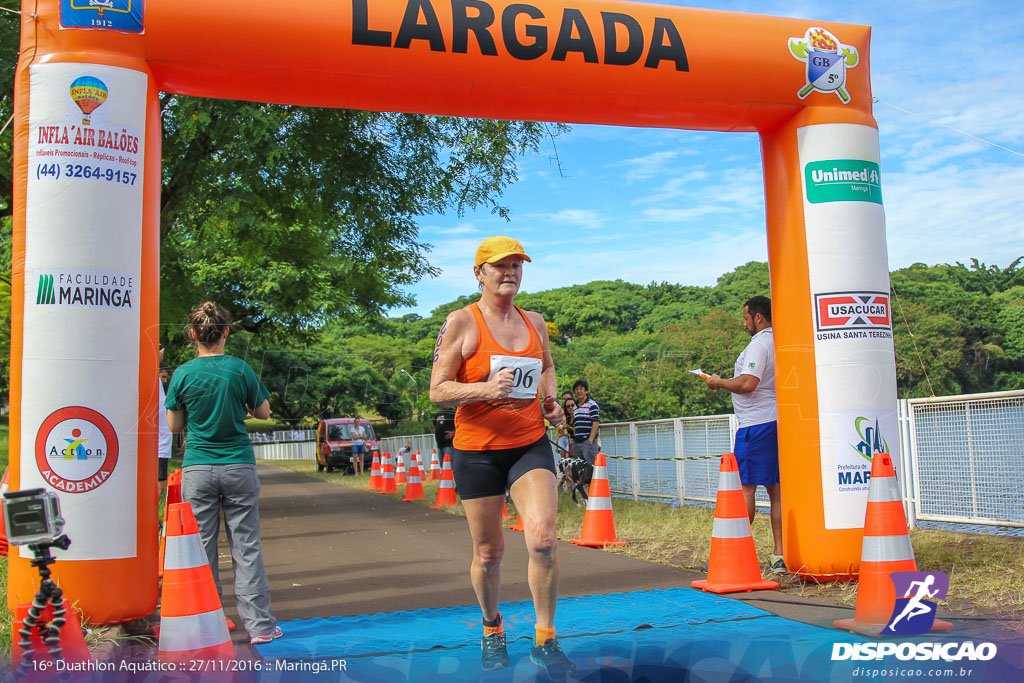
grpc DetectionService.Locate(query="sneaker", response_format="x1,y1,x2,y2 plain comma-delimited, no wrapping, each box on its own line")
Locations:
250,626,283,645
768,554,787,574
480,631,509,670
530,638,576,680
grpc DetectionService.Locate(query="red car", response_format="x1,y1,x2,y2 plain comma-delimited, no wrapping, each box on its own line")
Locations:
315,418,377,474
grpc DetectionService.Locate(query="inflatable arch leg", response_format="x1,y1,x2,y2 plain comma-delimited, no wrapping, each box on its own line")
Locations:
763,106,896,581
8,50,161,622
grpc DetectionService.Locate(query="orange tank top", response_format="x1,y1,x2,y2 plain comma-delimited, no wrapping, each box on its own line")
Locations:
454,303,546,451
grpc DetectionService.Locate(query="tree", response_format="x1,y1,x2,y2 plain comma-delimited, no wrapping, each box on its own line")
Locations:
158,98,563,340
0,17,564,338
0,1,16,218
891,301,965,398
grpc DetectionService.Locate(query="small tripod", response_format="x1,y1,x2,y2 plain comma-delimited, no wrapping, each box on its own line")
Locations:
13,535,72,680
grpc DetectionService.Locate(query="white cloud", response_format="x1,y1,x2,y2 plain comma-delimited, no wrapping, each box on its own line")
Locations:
621,150,680,183
529,209,608,230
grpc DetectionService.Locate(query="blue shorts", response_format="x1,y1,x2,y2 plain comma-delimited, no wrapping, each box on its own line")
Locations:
351,444,365,454
734,421,779,486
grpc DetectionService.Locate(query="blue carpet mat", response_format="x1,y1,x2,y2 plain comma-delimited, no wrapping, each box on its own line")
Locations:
252,588,1021,682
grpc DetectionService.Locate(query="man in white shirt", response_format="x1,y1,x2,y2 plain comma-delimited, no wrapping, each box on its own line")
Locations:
705,296,785,573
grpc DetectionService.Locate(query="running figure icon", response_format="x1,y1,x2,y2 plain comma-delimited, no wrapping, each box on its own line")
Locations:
887,574,939,631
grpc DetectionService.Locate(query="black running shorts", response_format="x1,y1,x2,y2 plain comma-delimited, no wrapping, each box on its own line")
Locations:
452,435,556,500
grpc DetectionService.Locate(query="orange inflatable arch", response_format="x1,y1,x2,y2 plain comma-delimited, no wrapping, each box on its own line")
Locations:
10,0,898,623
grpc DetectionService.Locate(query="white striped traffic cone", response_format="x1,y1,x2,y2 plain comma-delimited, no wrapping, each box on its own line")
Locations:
571,453,625,547
431,453,458,508
429,449,442,481
396,452,407,485
158,503,234,664
834,452,953,635
379,453,397,494
691,453,779,593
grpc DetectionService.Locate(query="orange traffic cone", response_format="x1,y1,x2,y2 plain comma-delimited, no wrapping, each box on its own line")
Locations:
508,514,524,531
571,453,626,548
158,470,183,578
368,450,382,491
158,502,234,664
402,462,424,502
414,452,426,481
429,450,442,481
691,453,778,593
166,469,182,506
834,452,953,636
502,500,514,520
378,453,397,494
396,452,408,485
0,467,9,556
431,453,458,509
11,599,91,673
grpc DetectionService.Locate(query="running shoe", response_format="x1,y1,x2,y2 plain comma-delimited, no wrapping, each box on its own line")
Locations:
250,625,283,645
480,631,509,670
768,554,788,574
530,638,576,680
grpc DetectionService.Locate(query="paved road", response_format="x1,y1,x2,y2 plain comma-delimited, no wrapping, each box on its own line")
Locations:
215,464,1017,661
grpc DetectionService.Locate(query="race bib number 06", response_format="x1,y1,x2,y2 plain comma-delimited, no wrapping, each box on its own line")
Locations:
489,355,543,399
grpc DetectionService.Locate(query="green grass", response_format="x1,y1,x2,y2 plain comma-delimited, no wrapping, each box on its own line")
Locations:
1,423,10,663
264,459,1024,623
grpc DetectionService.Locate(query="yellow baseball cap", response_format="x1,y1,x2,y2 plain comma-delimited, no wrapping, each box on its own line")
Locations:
475,236,531,267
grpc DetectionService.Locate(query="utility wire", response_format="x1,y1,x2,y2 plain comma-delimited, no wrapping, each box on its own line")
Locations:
874,98,1024,158
891,279,936,397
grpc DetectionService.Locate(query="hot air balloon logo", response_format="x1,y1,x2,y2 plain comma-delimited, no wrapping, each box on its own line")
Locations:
69,76,108,125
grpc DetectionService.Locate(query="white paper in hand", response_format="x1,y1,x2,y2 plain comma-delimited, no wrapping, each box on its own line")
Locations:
689,368,710,379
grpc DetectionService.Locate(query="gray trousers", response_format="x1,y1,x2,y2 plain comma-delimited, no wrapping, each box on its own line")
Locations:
576,439,598,465
182,463,276,637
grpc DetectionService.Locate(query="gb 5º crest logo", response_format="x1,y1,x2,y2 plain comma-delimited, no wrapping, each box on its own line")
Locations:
789,27,859,103
882,571,949,635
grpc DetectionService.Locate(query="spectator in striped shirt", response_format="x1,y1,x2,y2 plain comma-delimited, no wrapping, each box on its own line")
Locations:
572,379,600,466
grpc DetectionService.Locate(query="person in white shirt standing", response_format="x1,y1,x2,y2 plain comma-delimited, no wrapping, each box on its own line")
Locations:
704,296,785,573
158,347,173,500
349,419,368,476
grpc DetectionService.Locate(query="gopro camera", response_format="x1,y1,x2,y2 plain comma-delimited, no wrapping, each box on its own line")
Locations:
2,489,65,546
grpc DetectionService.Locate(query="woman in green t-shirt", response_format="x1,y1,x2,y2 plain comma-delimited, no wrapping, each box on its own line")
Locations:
165,302,282,646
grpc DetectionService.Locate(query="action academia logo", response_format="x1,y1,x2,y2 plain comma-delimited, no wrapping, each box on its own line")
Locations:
788,27,859,103
35,406,119,494
884,571,949,635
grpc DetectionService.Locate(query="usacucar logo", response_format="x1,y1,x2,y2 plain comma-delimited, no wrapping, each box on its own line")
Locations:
789,27,859,103
815,291,890,331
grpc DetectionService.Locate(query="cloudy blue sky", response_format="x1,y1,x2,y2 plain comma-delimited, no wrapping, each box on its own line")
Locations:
392,0,1024,317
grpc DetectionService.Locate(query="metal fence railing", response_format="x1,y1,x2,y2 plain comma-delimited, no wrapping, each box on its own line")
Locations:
249,429,315,444
365,390,1024,533
903,390,1024,530
252,440,316,461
